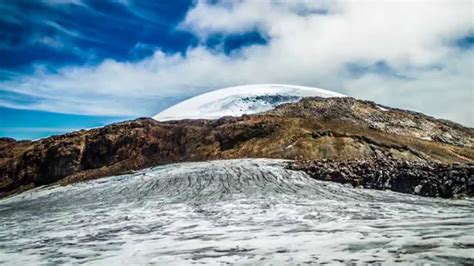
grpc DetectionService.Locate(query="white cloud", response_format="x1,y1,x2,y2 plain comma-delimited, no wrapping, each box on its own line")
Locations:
344,49,474,125
1,0,473,125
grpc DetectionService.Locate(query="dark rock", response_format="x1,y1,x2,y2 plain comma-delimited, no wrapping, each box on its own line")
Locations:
287,159,474,198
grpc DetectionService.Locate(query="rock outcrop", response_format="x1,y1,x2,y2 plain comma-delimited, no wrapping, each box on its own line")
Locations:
287,159,474,198
1,97,473,198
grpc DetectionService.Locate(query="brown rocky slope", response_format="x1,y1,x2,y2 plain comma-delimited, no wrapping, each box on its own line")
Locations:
1,97,473,198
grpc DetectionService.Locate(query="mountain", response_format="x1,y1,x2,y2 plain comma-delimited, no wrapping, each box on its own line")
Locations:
153,84,346,121
1,86,473,198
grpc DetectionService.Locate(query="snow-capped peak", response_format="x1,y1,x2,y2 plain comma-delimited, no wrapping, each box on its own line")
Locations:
152,84,346,121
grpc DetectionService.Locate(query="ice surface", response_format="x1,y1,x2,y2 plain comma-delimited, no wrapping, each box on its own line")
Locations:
1,159,473,265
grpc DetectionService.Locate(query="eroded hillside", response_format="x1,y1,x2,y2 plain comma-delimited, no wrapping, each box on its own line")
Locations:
1,97,473,197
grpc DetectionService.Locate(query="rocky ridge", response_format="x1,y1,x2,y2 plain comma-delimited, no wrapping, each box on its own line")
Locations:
287,159,474,198
1,97,473,198
266,97,473,148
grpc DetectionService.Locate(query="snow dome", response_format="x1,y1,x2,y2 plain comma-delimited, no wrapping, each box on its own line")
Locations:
153,84,346,121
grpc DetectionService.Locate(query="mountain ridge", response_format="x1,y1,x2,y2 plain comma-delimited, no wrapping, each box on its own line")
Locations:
1,97,473,198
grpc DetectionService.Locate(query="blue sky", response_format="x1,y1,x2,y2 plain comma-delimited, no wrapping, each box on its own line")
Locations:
1,0,473,139
0,0,267,139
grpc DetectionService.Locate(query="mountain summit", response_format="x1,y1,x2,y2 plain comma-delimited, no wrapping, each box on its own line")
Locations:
153,84,346,121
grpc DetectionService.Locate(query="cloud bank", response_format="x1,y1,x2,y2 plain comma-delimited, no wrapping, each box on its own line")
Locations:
1,0,473,125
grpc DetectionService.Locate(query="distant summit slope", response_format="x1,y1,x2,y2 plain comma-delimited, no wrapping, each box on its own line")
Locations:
1,95,473,198
153,84,346,121
266,97,473,148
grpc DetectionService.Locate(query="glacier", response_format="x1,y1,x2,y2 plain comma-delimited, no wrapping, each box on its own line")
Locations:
1,159,473,265
153,84,346,121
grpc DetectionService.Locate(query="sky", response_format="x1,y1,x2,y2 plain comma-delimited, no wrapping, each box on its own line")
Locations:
0,0,473,140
